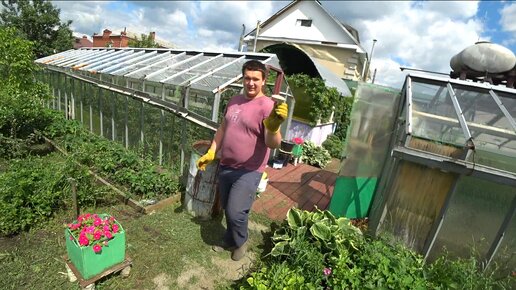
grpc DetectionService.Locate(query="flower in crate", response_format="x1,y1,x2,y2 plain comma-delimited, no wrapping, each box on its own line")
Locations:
67,213,120,254
293,137,304,145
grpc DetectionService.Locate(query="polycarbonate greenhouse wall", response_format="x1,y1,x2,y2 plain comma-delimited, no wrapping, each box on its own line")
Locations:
35,47,293,177
367,73,516,276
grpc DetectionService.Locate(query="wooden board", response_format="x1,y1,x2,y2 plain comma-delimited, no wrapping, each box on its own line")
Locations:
64,254,132,288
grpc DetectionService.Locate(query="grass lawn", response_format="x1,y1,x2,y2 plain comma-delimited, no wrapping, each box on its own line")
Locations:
0,199,276,289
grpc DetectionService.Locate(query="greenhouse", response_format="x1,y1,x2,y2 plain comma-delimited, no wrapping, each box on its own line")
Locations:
352,72,516,275
35,47,294,176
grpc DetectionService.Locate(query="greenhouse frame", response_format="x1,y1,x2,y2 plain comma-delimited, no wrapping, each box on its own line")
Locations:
364,72,516,275
35,47,294,178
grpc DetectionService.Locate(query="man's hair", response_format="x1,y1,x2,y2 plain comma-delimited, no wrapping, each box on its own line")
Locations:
242,60,267,79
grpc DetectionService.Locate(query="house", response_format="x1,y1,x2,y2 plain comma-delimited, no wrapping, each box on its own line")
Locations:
72,33,92,49
243,0,371,145
243,0,368,83
92,28,175,48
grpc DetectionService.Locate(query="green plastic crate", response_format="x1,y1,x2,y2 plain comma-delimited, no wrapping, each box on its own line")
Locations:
65,215,126,279
292,144,303,157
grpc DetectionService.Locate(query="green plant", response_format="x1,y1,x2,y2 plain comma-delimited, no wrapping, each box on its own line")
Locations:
287,74,342,126
0,27,53,140
43,115,181,201
0,0,73,58
0,153,113,236
322,134,344,158
301,141,331,168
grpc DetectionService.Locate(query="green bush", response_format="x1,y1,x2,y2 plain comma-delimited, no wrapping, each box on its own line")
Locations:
239,208,513,289
322,134,344,159
44,116,181,200
301,141,331,168
0,154,113,236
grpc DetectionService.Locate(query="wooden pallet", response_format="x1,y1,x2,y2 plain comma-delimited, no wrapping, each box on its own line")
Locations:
63,254,132,289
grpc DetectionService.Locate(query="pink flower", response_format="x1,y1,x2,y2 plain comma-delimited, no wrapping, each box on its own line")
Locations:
293,137,303,145
103,225,110,232
104,231,113,239
112,224,119,233
79,235,89,246
93,231,102,240
93,218,102,226
93,244,102,253
323,267,332,276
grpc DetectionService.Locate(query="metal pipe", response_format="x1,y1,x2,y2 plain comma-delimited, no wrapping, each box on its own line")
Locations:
253,20,261,53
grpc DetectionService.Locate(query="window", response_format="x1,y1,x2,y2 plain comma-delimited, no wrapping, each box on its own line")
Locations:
296,19,312,27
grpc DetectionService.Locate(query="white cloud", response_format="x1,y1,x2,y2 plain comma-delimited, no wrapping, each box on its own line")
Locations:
52,0,494,88
323,1,483,88
500,2,516,32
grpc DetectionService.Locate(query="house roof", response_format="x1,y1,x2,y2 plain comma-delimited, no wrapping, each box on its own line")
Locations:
244,0,365,53
93,28,176,48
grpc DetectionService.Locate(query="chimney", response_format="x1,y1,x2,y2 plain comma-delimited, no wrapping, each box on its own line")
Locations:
102,29,112,39
149,31,156,40
82,35,88,39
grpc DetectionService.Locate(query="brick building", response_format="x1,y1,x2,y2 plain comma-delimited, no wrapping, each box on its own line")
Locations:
73,35,93,49
92,28,174,48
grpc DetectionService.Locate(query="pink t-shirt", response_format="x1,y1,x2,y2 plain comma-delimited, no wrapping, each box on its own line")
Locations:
219,94,275,172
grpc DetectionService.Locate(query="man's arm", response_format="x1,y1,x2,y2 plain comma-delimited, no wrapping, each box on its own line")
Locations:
209,120,226,153
264,129,281,148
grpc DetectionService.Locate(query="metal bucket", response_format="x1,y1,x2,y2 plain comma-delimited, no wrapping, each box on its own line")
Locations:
184,140,219,218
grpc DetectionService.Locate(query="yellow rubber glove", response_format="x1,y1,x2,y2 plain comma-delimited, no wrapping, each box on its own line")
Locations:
263,102,288,133
196,149,215,171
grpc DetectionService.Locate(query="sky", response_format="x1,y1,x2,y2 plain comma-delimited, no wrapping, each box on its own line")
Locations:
52,0,516,89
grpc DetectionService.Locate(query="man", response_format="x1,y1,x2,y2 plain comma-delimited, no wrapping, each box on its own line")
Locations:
196,60,288,261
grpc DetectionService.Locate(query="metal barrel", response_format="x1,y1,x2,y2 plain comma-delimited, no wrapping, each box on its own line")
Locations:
184,140,219,218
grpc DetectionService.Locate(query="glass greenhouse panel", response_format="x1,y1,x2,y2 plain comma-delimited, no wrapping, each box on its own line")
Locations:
90,86,101,135
427,176,514,261
81,83,93,132
62,50,113,67
87,50,139,72
489,212,516,278
410,79,466,146
187,88,215,119
451,84,515,153
496,91,516,121
162,111,180,167
126,97,142,149
80,50,129,71
191,58,248,92
127,53,191,79
339,83,401,177
143,104,162,162
110,52,172,76
100,89,114,139
473,148,516,174
101,51,156,74
51,50,102,67
149,54,214,83
379,160,456,252
113,93,127,145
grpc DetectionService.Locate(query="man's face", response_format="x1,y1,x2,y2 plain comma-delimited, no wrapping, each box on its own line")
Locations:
243,69,265,99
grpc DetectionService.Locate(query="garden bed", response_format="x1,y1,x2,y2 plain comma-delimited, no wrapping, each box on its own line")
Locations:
43,135,181,215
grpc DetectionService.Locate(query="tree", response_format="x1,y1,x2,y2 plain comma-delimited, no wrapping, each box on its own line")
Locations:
0,0,73,58
128,33,159,48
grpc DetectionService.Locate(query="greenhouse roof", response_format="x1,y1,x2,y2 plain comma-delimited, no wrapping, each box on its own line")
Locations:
404,72,516,159
35,47,286,94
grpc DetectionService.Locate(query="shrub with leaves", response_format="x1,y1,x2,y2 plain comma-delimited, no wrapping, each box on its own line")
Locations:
301,141,331,168
0,154,114,236
240,208,513,289
322,134,344,159
44,115,181,200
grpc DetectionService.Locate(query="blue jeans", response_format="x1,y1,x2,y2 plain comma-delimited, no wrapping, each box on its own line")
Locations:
218,166,261,247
